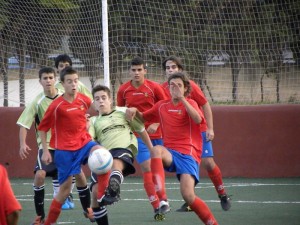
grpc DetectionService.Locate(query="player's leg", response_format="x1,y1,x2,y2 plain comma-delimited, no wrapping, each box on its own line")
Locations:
74,170,94,217
101,148,136,205
61,176,76,210
201,131,231,211
180,174,218,225
44,176,73,225
44,147,88,225
136,138,160,211
176,153,218,225
32,169,46,225
151,145,172,220
31,149,57,225
90,175,109,225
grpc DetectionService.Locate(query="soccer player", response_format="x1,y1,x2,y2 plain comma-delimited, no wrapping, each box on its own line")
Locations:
87,85,154,223
54,53,92,209
0,165,22,225
161,56,231,211
117,57,169,214
17,67,68,224
126,72,219,224
37,67,103,225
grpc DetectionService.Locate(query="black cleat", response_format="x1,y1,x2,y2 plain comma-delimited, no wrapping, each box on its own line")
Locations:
219,194,232,211
176,202,193,212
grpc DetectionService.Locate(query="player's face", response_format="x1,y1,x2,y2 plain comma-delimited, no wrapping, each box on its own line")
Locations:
165,60,181,78
62,73,79,96
130,64,146,85
39,73,56,92
57,62,71,74
93,90,112,114
169,78,186,100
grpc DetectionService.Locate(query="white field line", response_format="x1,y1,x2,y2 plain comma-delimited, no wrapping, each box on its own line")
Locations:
15,181,300,204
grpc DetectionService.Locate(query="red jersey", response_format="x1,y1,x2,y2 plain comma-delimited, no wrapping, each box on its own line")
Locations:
162,80,208,132
117,79,167,139
143,99,204,163
38,93,92,150
0,165,22,225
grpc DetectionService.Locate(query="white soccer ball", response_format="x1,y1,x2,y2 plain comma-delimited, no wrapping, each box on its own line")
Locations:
88,148,113,175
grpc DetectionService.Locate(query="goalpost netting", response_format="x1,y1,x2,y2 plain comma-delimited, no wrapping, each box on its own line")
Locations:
0,0,299,106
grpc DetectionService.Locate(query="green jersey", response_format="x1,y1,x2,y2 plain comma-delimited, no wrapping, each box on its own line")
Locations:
16,89,64,150
55,80,92,99
89,106,145,156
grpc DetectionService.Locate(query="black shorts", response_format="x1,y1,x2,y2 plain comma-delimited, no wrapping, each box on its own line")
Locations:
90,148,135,189
34,149,57,177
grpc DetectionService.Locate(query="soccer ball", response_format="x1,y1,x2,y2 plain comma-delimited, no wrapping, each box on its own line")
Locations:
88,148,113,175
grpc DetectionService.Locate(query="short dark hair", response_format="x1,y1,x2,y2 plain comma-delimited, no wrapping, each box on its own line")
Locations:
167,72,191,96
130,56,147,69
38,67,56,79
92,85,111,99
60,67,78,82
162,56,184,71
54,54,73,69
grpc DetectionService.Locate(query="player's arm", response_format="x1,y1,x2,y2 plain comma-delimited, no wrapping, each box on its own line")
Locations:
39,130,52,165
147,123,160,134
125,107,144,122
137,129,153,151
181,97,202,124
202,101,214,141
6,211,20,225
18,127,31,160
172,82,202,124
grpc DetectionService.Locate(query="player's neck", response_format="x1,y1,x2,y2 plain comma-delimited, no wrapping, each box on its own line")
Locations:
45,88,58,98
172,98,180,105
131,80,143,88
63,92,77,103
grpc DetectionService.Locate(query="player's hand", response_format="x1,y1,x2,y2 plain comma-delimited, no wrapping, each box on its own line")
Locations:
19,144,31,160
170,82,184,100
125,108,137,121
42,150,52,165
206,128,215,141
147,123,159,134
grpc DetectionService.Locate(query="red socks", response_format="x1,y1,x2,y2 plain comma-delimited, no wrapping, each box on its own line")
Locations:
150,158,167,201
208,165,226,196
143,171,159,209
44,198,62,225
97,171,110,199
190,197,218,225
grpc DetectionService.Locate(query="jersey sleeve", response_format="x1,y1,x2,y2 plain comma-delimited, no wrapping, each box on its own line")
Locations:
37,102,55,132
116,85,126,106
189,99,205,121
129,116,145,133
78,81,93,99
189,80,207,107
154,82,168,101
88,116,97,140
142,101,160,123
16,100,37,129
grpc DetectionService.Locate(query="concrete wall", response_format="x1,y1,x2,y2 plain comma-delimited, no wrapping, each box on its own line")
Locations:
1,105,299,178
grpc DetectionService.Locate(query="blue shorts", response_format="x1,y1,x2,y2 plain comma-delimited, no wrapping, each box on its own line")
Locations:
165,149,200,185
201,132,214,158
55,141,98,184
136,138,163,164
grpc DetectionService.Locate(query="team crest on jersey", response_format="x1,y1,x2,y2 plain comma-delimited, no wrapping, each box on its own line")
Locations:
144,92,148,97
